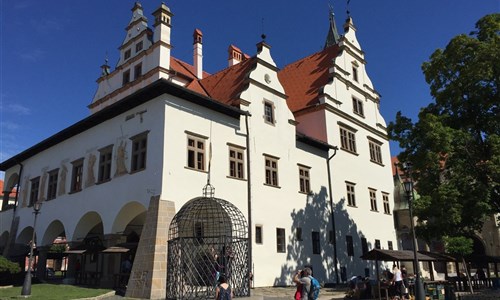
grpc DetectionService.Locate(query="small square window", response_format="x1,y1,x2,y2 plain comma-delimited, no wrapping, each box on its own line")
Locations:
131,132,148,172
346,182,356,207
98,145,113,182
264,155,279,187
299,165,311,193
187,135,206,171
369,140,383,164
369,189,378,212
134,64,142,80
352,97,364,116
383,193,391,214
340,126,357,153
352,66,359,82
375,239,381,249
229,147,245,179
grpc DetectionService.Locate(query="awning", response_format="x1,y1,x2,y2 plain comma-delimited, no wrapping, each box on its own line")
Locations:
360,249,435,261
419,251,456,262
102,246,130,253
64,249,86,254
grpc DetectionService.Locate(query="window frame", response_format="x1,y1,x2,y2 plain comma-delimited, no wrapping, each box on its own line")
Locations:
298,165,311,193
296,227,303,241
352,97,364,117
122,69,131,85
276,228,286,253
382,192,391,214
135,41,143,53
346,235,354,256
369,188,378,212
264,155,279,187
312,231,321,255
47,169,59,201
29,177,40,207
361,237,369,255
346,181,356,207
375,239,381,249
255,225,263,244
186,133,207,171
134,63,142,80
339,126,357,153
369,139,383,164
388,241,394,250
124,49,131,60
263,100,275,125
352,65,359,82
70,158,84,193
228,145,245,179
98,145,113,183
131,131,148,173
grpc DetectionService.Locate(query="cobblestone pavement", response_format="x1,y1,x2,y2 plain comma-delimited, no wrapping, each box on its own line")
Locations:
96,286,500,300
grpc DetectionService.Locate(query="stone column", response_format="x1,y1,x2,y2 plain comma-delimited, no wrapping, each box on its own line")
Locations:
36,246,49,281
125,196,175,299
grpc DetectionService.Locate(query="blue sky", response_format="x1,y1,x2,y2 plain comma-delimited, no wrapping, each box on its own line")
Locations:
0,1,498,179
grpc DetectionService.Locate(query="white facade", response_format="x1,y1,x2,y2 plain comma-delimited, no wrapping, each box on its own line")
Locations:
0,2,397,293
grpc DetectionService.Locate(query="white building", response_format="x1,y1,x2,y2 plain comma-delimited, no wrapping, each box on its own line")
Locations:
0,2,396,298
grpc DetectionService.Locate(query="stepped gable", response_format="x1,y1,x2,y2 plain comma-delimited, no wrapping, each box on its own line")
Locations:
278,44,341,113
199,57,257,106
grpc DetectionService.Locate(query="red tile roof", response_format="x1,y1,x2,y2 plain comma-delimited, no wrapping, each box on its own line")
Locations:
0,180,17,197
278,45,341,112
170,57,210,82
199,58,256,105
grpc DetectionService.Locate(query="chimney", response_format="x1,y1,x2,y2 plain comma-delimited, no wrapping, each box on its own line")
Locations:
228,45,243,67
193,29,203,79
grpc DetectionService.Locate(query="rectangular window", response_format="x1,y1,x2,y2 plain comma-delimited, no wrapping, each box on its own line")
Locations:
134,63,142,80
298,165,311,193
255,225,263,244
47,169,59,201
369,139,383,164
131,132,148,172
135,41,143,53
329,230,335,244
29,177,40,207
375,239,381,249
124,49,131,60
352,97,364,116
276,228,285,253
264,155,279,187
312,231,320,255
346,235,354,256
346,182,356,207
296,227,303,241
264,101,275,124
123,69,131,85
361,237,368,255
383,193,391,214
98,145,113,182
71,158,84,193
369,189,378,212
187,135,206,171
339,126,357,153
388,241,393,250
229,146,245,179
352,66,359,82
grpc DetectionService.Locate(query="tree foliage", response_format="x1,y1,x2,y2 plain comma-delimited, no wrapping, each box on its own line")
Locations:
0,255,21,274
389,14,500,240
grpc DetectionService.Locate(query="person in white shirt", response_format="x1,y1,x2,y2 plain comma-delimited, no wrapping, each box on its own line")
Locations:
392,264,403,298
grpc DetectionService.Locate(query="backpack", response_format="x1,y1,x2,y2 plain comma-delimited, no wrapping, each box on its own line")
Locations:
308,276,320,300
218,285,232,300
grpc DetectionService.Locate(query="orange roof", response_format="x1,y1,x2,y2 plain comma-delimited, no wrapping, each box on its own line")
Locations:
278,45,341,112
199,57,256,105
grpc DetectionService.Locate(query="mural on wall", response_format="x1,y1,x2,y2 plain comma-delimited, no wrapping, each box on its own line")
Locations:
39,168,48,202
58,163,67,196
21,176,29,208
85,153,96,188
115,140,128,177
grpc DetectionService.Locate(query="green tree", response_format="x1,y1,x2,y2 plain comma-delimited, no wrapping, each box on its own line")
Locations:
389,14,500,241
444,236,474,293
0,255,20,274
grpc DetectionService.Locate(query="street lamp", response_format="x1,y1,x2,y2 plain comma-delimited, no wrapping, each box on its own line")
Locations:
402,163,425,300
21,201,42,297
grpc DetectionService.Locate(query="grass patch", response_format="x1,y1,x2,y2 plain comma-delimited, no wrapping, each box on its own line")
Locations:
0,283,113,299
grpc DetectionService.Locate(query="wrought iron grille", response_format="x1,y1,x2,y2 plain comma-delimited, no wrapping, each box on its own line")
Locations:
167,196,249,299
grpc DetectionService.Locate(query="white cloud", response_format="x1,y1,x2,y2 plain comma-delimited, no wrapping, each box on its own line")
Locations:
7,104,31,115
19,49,45,62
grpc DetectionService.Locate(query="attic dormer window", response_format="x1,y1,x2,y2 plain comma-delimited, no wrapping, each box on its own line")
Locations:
124,49,131,61
352,65,359,82
135,41,143,53
263,101,275,124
